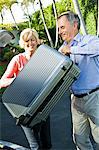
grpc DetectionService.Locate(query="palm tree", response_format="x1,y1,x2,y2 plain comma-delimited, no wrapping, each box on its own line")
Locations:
19,0,33,28
52,0,58,48
97,0,99,36
0,12,4,25
72,0,87,35
9,5,19,30
0,1,4,25
38,0,54,47
0,8,4,26
0,0,19,30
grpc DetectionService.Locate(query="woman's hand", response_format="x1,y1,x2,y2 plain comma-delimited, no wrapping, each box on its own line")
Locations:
0,77,15,89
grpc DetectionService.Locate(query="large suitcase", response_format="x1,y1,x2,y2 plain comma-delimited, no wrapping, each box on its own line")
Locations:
2,44,80,127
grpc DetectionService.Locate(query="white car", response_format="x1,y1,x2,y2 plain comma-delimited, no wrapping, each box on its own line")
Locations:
0,140,29,150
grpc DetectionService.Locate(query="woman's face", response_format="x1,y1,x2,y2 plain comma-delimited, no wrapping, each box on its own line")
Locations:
24,35,38,55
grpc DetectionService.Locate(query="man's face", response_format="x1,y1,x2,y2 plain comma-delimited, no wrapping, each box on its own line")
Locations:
58,15,77,43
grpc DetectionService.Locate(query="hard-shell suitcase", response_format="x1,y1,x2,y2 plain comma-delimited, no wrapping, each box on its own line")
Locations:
2,44,80,127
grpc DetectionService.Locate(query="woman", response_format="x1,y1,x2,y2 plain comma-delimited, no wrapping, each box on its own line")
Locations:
0,28,52,150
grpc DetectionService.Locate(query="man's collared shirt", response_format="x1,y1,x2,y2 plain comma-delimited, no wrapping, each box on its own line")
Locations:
59,33,99,95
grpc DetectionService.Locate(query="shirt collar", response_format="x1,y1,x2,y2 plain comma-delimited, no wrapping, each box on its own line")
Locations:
73,33,82,42
63,33,82,46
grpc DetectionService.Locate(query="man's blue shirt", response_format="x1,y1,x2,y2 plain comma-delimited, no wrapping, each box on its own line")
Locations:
60,33,99,95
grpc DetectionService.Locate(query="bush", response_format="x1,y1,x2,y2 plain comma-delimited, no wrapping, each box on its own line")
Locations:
3,51,14,62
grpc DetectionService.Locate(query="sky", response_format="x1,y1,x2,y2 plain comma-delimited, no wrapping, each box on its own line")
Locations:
0,0,60,24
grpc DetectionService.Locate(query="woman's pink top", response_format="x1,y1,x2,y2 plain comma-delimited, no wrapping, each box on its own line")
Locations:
0,53,28,88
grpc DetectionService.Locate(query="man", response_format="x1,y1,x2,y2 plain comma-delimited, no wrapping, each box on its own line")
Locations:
58,11,99,150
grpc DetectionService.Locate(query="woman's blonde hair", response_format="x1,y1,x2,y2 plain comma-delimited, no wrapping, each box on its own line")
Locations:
19,28,40,48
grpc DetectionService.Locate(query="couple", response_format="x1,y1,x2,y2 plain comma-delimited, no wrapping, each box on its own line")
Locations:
1,10,99,150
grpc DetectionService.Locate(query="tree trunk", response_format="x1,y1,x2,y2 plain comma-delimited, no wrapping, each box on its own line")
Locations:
97,0,99,36
72,0,87,35
25,4,32,28
38,0,54,47
10,8,19,30
1,12,4,26
52,0,58,48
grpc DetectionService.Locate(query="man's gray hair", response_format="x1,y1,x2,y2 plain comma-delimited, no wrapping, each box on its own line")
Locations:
58,11,80,30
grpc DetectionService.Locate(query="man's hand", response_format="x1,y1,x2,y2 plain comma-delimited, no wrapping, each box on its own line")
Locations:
60,45,71,55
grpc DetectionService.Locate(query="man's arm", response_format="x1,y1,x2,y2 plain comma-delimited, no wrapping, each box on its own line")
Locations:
60,36,99,56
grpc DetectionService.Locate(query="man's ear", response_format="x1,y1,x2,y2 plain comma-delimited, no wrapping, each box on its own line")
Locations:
73,21,78,29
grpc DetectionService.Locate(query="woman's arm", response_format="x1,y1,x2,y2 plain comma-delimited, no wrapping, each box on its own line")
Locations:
0,56,18,88
0,77,15,88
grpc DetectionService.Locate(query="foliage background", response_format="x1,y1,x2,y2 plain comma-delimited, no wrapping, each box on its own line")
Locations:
0,0,98,83
0,0,98,58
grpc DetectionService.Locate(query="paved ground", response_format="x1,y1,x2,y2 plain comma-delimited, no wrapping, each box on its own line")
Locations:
0,91,76,150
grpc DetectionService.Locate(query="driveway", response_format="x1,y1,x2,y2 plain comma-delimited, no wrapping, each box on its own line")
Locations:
0,91,76,150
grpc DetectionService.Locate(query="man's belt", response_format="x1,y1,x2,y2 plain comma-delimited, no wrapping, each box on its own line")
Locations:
74,87,99,98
